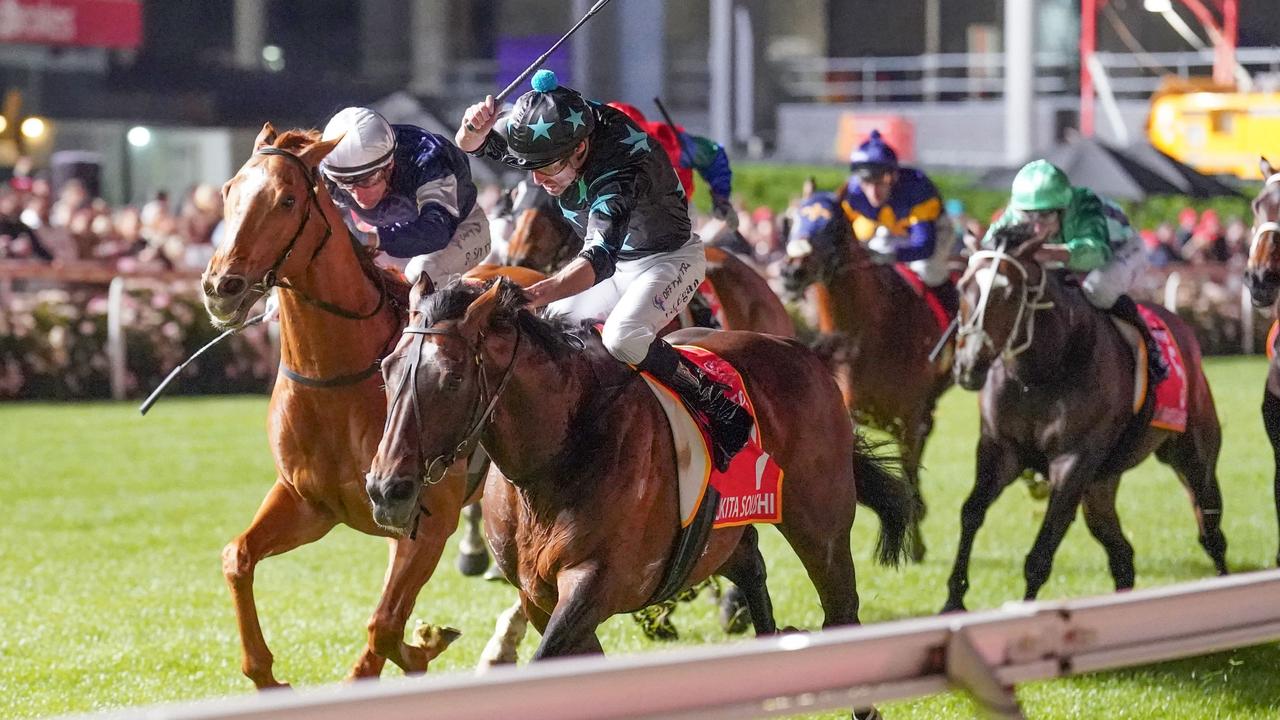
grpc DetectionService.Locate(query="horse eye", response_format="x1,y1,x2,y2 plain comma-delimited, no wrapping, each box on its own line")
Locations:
281,196,296,209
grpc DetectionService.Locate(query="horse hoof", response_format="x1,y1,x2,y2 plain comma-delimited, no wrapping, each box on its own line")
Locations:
718,586,752,635
939,601,966,614
456,551,490,577
853,706,882,720
413,623,463,658
1024,472,1052,501
482,563,509,583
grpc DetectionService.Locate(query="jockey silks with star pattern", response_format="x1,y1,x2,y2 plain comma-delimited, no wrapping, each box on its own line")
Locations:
469,98,692,287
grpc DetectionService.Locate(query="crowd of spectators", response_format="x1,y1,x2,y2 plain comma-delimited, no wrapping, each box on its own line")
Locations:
0,158,222,274
1143,207,1250,269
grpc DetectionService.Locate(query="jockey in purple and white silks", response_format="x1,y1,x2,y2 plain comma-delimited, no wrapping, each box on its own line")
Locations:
456,70,751,471
319,107,491,290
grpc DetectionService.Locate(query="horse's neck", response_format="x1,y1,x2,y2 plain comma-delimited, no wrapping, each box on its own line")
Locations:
822,245,889,336
277,207,393,375
482,334,605,489
1001,274,1094,387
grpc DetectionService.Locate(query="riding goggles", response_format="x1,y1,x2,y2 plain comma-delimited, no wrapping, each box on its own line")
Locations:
329,166,390,192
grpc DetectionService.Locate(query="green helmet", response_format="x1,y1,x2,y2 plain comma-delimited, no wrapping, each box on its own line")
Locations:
503,70,595,169
1009,159,1072,212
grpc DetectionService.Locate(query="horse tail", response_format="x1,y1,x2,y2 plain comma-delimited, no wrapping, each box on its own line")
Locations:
852,433,919,567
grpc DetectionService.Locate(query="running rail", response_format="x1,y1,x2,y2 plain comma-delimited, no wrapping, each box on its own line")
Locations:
70,570,1280,720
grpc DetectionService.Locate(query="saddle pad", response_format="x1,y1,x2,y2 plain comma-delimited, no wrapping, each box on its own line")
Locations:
1115,307,1188,433
639,345,783,529
893,264,950,333
1268,320,1279,361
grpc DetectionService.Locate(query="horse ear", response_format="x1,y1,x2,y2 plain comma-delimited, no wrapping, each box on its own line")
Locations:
460,281,504,337
408,270,433,311
254,122,278,149
299,136,343,169
1012,234,1048,260
1262,156,1275,180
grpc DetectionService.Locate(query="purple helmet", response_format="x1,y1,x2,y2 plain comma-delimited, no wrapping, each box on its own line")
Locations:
849,129,899,177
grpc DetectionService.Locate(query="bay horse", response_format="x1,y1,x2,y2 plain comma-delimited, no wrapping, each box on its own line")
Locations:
781,191,954,561
503,181,794,337
1244,155,1280,567
202,124,476,687
945,226,1227,611
365,277,917,663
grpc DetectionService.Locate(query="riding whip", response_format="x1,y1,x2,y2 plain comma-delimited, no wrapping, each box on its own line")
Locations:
653,96,697,164
929,317,958,364
494,0,615,103
138,313,266,416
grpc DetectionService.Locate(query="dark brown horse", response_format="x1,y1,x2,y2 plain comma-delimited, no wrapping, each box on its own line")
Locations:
1245,155,1280,567
201,125,472,687
781,191,954,561
503,182,794,337
366,277,917,661
945,228,1227,610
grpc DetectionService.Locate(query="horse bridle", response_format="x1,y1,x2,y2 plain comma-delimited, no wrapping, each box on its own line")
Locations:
252,146,388,322
957,247,1054,361
388,314,523,487
251,146,400,388
1250,172,1280,260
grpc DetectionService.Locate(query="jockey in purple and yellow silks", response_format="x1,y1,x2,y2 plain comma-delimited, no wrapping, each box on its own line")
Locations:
839,129,959,319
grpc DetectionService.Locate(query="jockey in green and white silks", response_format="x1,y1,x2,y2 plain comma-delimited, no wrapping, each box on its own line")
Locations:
983,159,1166,380
456,70,752,471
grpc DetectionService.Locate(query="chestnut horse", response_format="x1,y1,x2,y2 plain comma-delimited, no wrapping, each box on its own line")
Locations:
202,125,476,687
503,181,794,337
945,227,1227,610
1245,155,1280,567
781,191,954,561
366,277,917,662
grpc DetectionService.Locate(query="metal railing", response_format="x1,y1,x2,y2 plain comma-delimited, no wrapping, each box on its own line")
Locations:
775,47,1280,104
67,569,1280,720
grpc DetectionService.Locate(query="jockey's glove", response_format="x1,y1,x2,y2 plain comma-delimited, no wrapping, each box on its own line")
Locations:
711,195,738,231
867,232,900,265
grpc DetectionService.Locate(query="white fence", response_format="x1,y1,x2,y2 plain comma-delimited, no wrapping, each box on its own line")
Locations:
71,569,1280,720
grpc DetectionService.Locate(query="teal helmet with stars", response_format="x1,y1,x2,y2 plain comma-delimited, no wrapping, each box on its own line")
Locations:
504,70,595,169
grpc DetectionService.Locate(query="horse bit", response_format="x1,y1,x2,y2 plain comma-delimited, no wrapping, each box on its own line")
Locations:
957,247,1054,361
388,314,523,487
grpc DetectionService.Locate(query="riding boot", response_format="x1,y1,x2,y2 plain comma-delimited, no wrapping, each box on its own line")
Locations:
1110,294,1168,384
637,338,754,472
929,282,960,322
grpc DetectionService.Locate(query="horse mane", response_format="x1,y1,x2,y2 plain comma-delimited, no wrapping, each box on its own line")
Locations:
421,277,580,359
989,222,1037,251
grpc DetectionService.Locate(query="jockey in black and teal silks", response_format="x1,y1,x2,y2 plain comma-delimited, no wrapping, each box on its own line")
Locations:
455,70,752,472
840,129,959,320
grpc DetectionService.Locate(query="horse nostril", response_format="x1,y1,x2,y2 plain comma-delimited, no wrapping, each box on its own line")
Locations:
217,275,247,298
385,478,417,504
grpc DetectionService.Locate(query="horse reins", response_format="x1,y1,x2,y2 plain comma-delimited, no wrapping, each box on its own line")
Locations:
254,146,399,388
389,315,522,487
958,247,1054,361
1250,172,1280,260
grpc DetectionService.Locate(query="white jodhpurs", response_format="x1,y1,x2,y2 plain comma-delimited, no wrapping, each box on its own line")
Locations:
405,204,492,289
1082,233,1146,310
546,236,707,365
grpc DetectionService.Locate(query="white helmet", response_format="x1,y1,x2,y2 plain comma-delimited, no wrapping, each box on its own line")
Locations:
320,107,395,180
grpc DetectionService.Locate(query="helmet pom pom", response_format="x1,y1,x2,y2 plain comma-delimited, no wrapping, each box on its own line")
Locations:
531,69,559,93
868,129,882,141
